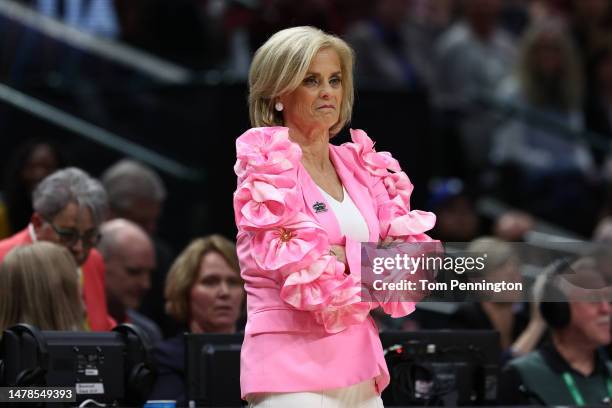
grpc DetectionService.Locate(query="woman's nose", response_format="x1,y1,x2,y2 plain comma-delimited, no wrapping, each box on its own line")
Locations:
218,281,230,296
319,83,331,98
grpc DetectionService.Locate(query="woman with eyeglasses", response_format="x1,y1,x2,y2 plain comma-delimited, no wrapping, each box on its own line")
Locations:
0,167,114,331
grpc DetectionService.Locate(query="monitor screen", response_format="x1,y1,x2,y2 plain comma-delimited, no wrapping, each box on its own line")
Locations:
1,329,125,404
1,324,154,406
185,333,244,407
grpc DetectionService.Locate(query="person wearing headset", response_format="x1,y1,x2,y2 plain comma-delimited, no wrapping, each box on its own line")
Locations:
498,256,612,406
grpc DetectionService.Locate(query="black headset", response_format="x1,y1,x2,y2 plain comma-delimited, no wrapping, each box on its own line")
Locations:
1,324,49,386
538,258,575,330
112,323,158,405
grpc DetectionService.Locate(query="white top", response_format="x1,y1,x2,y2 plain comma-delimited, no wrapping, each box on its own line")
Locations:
316,186,370,242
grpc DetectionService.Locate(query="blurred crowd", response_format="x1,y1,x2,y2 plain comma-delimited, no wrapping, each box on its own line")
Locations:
1,0,612,405
0,127,609,406
9,0,612,236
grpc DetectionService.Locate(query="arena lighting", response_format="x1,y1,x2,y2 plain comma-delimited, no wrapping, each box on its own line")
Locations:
0,323,156,406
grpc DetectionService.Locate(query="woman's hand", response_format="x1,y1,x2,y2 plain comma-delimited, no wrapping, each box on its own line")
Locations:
378,236,404,248
329,245,348,271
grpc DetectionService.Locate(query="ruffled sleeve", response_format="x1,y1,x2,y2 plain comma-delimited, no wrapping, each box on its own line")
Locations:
343,129,439,317
344,128,437,241
233,127,370,333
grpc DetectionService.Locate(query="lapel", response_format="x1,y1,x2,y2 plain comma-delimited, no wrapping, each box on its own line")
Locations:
329,145,379,242
297,162,343,243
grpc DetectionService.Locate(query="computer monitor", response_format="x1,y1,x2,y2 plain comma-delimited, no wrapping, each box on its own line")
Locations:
380,330,500,406
0,323,155,406
185,333,244,407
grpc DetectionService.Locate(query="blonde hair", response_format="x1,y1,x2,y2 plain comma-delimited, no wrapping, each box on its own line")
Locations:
164,235,240,323
517,20,584,111
249,26,355,136
0,242,84,332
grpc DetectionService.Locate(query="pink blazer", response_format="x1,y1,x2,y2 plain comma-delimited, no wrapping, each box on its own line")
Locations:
233,127,436,398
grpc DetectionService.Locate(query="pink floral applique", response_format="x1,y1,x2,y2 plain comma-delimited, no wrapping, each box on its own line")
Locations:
233,173,301,230
234,127,301,181
251,215,329,272
280,254,359,311
347,128,401,176
314,302,371,333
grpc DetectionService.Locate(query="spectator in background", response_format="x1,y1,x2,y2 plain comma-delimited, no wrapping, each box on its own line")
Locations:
493,210,534,241
499,256,612,405
1,139,65,238
434,0,516,171
427,178,481,242
584,42,612,165
0,242,84,332
491,20,598,234
101,159,165,235
450,237,546,363
345,0,439,89
101,159,176,336
98,219,162,343
149,235,245,406
0,167,113,331
593,216,612,242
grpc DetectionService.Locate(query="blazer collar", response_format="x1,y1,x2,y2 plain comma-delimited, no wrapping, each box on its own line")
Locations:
298,160,343,243
297,144,379,243
329,145,379,242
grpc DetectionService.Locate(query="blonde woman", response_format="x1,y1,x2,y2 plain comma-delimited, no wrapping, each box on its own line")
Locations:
234,26,436,407
0,242,85,332
491,19,596,233
149,234,245,406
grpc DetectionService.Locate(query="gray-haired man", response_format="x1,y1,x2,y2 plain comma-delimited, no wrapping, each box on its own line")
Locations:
0,167,114,331
102,159,177,336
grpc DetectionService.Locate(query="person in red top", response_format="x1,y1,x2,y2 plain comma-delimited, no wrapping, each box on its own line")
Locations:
0,167,114,331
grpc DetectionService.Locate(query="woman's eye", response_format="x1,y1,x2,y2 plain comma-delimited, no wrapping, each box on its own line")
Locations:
201,277,219,286
304,77,318,86
330,77,341,86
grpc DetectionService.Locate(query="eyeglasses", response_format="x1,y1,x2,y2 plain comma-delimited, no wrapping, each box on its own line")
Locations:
44,219,101,248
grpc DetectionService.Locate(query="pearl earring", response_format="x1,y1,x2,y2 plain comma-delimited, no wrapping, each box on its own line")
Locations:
275,102,284,112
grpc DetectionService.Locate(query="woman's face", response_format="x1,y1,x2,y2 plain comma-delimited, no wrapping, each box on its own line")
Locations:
280,48,343,134
190,252,244,333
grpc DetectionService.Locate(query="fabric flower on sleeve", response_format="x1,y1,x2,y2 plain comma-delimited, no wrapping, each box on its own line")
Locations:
378,195,437,239
251,215,370,331
234,127,301,182
234,173,302,231
346,129,401,176
251,214,329,272
280,254,360,311
383,171,413,209
314,301,371,334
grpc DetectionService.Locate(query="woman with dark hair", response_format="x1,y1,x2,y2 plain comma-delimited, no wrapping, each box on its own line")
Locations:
1,139,66,237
